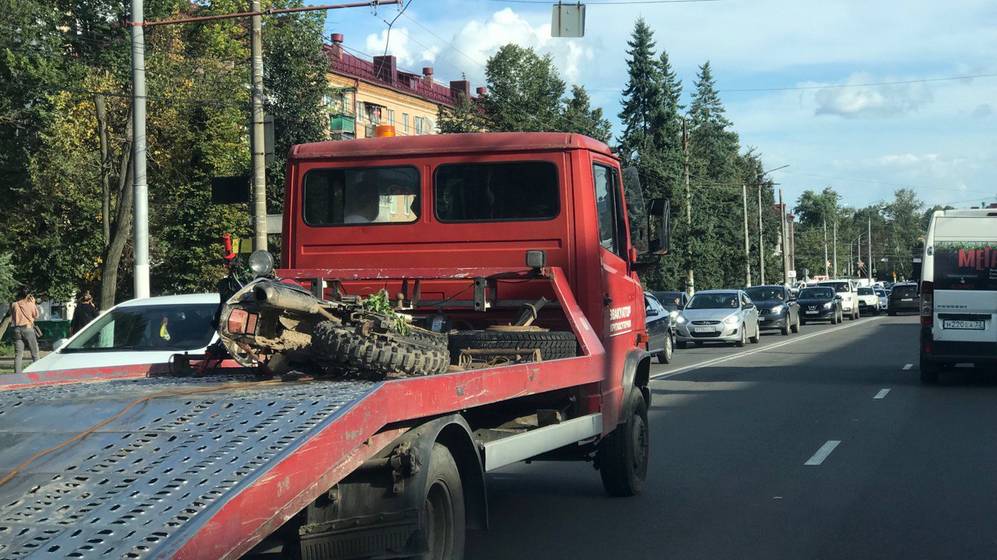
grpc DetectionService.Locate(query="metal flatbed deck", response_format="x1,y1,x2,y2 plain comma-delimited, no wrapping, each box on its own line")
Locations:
0,375,376,559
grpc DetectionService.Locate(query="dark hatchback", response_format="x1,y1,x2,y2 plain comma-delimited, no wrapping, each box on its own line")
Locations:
797,286,843,324
652,291,688,316
745,285,800,335
888,283,920,315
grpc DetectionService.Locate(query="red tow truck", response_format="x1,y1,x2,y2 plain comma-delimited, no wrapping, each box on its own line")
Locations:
0,132,668,559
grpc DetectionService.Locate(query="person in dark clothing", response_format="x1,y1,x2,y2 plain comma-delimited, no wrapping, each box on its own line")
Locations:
71,290,99,335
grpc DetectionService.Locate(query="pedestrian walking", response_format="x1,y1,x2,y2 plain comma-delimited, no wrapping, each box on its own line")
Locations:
71,289,99,335
11,286,40,374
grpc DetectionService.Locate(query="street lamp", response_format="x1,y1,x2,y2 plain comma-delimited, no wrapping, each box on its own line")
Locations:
756,164,788,285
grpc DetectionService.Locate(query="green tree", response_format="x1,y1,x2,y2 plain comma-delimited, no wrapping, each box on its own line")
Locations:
686,61,742,289
263,1,329,212
437,93,486,133
482,44,565,132
560,85,611,143
884,188,924,280
616,19,667,194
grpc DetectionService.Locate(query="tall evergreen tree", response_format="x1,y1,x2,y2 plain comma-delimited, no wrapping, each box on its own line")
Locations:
687,61,743,288
561,85,611,143
482,44,564,132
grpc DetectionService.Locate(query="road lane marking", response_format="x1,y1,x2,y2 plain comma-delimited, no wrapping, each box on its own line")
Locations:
804,440,841,466
873,388,891,399
650,316,885,380
902,363,913,370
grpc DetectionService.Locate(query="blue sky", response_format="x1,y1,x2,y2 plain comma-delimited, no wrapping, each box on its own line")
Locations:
311,0,997,211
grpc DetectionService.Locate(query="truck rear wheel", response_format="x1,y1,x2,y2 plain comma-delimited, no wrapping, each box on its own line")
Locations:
447,329,577,363
313,321,450,378
598,388,648,497
422,443,466,560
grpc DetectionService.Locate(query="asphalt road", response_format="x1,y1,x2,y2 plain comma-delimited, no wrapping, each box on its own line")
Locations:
467,313,997,560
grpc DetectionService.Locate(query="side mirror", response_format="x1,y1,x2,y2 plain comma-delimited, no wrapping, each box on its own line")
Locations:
52,338,68,352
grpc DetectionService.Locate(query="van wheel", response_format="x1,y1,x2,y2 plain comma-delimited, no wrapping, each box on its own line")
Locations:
598,388,649,497
421,444,466,560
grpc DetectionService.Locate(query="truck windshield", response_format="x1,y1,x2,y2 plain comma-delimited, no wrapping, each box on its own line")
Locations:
435,161,558,222
63,303,217,352
687,294,739,309
303,166,420,226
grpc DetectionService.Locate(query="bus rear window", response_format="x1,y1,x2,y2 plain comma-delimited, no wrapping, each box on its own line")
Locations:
933,241,997,291
303,166,419,226
434,161,559,222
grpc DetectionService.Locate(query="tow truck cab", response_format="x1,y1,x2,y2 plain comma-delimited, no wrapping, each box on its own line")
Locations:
271,132,666,557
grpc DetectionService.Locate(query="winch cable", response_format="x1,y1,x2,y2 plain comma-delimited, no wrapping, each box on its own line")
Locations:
0,379,285,488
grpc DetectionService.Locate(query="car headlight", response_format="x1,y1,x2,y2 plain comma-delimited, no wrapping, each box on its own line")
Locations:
669,310,679,319
770,305,784,314
675,314,687,325
248,250,275,277
723,315,739,325
823,302,834,309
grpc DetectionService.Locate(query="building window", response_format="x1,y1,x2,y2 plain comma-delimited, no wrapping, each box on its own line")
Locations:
414,116,424,135
388,109,395,126
363,103,384,125
402,113,409,133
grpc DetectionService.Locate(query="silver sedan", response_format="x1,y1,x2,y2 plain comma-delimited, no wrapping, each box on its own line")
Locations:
675,289,761,348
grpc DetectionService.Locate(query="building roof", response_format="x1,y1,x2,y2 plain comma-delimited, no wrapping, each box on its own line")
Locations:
291,132,615,160
324,42,467,108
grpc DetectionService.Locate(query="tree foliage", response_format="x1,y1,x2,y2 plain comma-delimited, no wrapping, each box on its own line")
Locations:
561,85,611,143
437,93,487,133
482,44,565,132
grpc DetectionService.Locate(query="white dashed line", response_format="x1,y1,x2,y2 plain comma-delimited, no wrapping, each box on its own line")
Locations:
804,440,841,466
873,388,891,400
902,363,913,370
650,316,885,381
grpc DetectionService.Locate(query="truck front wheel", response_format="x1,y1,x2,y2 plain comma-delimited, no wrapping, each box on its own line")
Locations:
422,443,466,560
598,388,649,497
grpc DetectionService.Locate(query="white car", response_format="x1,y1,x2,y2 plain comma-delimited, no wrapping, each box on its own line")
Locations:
856,286,881,316
25,294,220,375
817,280,861,320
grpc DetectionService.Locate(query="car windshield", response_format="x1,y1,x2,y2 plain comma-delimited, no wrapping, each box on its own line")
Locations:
687,293,739,309
820,282,850,293
799,288,833,299
857,287,874,295
745,287,784,301
63,303,217,352
654,291,684,311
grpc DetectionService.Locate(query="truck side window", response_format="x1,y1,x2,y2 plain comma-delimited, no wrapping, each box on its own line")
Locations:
434,161,559,222
593,163,626,259
303,166,419,226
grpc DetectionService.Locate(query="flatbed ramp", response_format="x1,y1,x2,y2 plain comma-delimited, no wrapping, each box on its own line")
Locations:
0,375,377,559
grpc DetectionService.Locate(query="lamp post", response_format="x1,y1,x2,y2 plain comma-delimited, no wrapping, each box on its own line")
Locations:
755,164,788,286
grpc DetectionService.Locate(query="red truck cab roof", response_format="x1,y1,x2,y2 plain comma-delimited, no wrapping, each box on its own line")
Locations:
290,132,615,160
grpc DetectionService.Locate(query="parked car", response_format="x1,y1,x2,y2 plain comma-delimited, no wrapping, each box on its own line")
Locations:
644,293,674,364
675,289,760,348
817,279,861,320
652,290,688,319
888,283,920,315
798,286,843,324
24,294,221,374
745,285,800,335
856,286,881,316
875,288,889,312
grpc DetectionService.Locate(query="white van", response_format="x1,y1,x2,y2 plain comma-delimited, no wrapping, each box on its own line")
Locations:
919,207,997,383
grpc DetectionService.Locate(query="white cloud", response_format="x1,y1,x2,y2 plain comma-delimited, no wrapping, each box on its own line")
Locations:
432,8,594,85
813,75,933,118
365,27,421,67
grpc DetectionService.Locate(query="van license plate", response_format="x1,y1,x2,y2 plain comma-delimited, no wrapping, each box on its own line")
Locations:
943,320,984,330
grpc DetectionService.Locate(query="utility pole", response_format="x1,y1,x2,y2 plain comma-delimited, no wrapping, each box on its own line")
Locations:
683,119,694,297
250,0,267,251
131,0,150,298
822,217,829,278
832,220,838,277
742,183,751,286
757,184,765,284
867,216,873,282
779,189,789,285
